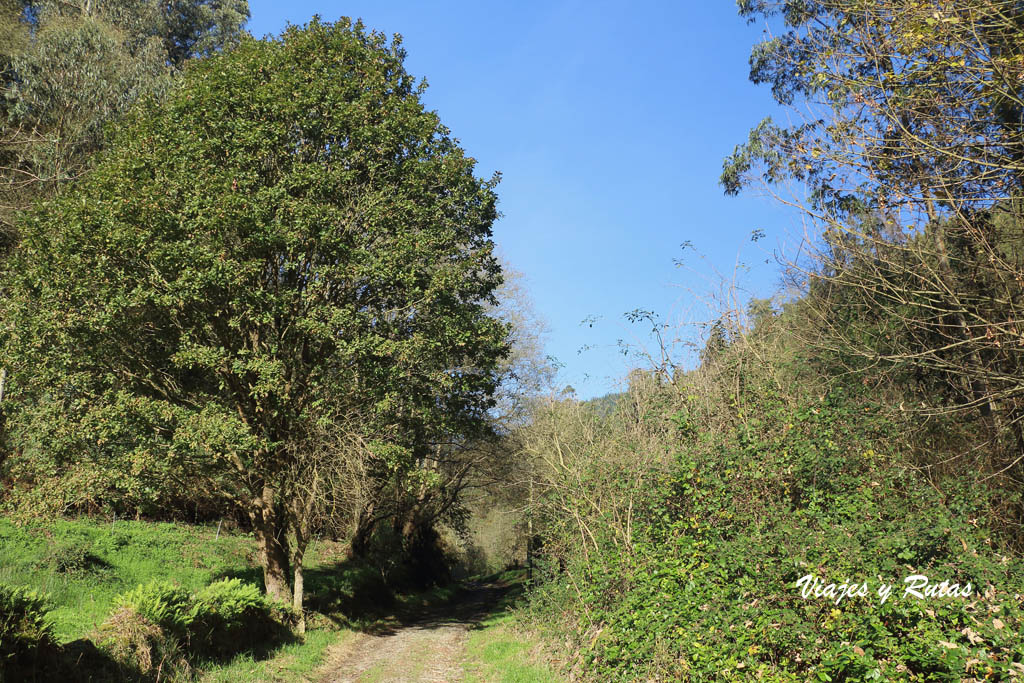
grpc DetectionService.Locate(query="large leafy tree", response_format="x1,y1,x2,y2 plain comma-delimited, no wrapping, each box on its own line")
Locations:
723,1,1024,467
2,18,509,612
0,0,248,454
345,265,554,579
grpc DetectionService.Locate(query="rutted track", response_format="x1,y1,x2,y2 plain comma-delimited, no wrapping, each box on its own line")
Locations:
317,583,509,683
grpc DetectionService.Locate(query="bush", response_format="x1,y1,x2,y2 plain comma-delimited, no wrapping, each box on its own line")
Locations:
36,538,108,574
190,578,277,657
523,347,1024,681
98,577,290,673
113,581,195,640
0,583,55,670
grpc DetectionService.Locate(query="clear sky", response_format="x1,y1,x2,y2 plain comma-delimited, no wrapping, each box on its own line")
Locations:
247,1,796,399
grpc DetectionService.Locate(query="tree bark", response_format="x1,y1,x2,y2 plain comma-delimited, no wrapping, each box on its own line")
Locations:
292,556,305,634
0,367,7,459
251,486,293,605
290,508,310,635
349,503,376,558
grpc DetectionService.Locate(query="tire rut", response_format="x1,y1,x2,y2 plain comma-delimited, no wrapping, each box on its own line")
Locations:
318,584,506,683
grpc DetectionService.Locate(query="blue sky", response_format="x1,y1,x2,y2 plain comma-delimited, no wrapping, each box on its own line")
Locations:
248,1,797,399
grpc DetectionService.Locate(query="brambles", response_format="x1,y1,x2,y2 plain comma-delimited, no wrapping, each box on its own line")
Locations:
519,305,1024,680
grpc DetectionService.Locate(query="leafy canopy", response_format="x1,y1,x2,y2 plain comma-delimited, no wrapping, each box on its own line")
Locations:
0,0,250,239
2,17,509,522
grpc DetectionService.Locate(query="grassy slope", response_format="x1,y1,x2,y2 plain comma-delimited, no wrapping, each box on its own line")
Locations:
0,516,361,680
0,517,557,682
0,518,256,641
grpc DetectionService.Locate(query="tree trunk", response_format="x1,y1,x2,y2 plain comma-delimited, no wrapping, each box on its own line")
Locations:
290,518,309,635
349,503,376,558
527,475,534,583
292,557,305,634
251,486,292,604
0,367,7,463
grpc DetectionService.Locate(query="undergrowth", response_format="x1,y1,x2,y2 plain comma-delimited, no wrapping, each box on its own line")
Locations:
519,324,1024,681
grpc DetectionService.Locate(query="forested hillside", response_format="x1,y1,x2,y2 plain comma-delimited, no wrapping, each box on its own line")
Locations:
2,1,1024,682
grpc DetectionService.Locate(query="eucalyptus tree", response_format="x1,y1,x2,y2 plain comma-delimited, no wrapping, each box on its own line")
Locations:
0,0,249,238
2,18,509,610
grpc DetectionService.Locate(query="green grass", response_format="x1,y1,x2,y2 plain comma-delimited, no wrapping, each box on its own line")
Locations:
0,517,255,642
0,517,560,681
0,516,364,681
463,612,559,683
198,628,343,682
462,570,562,683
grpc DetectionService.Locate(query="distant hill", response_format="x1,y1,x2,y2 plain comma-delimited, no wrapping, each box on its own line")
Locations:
583,391,625,418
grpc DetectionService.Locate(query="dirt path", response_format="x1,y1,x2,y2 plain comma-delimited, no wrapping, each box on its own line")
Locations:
317,584,506,683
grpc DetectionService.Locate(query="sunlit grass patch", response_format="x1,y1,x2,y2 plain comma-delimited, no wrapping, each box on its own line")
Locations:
198,629,343,682
463,610,559,683
462,570,561,683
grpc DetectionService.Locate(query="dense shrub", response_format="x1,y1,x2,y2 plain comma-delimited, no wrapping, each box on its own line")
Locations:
98,577,288,675
36,537,109,575
0,583,54,672
190,578,279,657
113,581,196,640
588,398,1020,679
523,329,1024,681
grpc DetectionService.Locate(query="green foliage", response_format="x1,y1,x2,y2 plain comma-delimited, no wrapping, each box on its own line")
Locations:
193,577,267,623
0,517,255,642
114,581,196,639
302,557,396,626
0,583,54,669
197,628,338,683
0,516,398,680
522,322,1024,680
724,0,1024,207
0,0,249,235
190,578,278,657
35,537,108,575
1,16,509,606
463,570,561,682
582,392,625,419
108,577,282,662
722,0,1024,481
0,0,251,523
